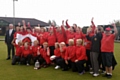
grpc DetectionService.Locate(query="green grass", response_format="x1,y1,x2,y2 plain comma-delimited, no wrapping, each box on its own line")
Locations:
0,41,119,80
0,36,5,39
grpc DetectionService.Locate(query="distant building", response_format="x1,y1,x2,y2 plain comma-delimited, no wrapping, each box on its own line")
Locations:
0,17,49,35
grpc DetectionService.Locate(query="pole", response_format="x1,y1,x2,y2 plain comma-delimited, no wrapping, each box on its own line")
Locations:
13,0,15,26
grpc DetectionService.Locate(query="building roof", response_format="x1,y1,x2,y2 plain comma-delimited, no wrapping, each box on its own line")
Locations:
0,17,49,27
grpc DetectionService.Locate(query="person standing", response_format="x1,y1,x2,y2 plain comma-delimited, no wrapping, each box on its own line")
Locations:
86,18,103,77
101,23,118,78
5,24,16,60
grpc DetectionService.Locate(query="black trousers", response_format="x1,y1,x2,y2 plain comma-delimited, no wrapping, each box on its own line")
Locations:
53,57,62,66
75,60,86,73
21,54,32,65
7,44,15,58
85,49,91,71
49,46,55,56
58,58,71,70
57,58,69,70
71,61,78,72
32,55,45,64
12,55,20,65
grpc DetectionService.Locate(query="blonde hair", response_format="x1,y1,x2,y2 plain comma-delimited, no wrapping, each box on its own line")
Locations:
60,42,65,45
87,27,92,32
68,39,74,45
43,42,48,45
76,39,83,45
33,40,39,45
35,26,40,30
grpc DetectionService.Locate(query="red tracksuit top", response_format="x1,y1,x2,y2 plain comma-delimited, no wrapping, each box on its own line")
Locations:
74,32,85,45
66,31,75,44
40,48,51,64
14,44,22,56
65,46,76,62
60,47,67,59
75,46,87,61
38,32,48,45
53,26,66,43
54,48,61,57
47,33,56,46
32,46,41,57
22,46,32,57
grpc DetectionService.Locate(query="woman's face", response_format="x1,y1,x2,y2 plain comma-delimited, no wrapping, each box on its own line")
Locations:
76,28,80,33
70,28,74,32
76,41,82,46
27,29,31,33
16,27,20,32
34,41,38,46
105,30,111,35
43,44,48,49
68,41,73,46
40,28,45,33
20,28,23,32
55,44,59,49
24,43,28,48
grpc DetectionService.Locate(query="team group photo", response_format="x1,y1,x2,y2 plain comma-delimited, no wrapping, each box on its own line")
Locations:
0,0,120,80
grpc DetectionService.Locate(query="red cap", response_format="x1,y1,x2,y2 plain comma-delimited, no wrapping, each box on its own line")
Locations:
105,27,111,31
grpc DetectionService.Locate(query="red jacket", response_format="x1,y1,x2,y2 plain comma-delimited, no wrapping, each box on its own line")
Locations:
32,46,41,57
66,30,75,44
47,33,56,46
40,48,51,64
65,46,76,62
21,46,32,57
60,47,67,59
14,44,22,56
74,32,85,45
54,48,61,57
75,46,87,61
38,32,48,45
56,31,66,43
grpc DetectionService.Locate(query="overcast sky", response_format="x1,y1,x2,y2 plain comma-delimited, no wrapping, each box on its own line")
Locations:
0,0,120,27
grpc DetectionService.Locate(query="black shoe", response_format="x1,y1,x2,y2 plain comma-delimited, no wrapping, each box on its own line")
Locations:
107,74,112,79
6,57,10,60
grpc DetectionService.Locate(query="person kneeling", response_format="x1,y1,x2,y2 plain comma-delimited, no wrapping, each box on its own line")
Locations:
11,38,23,65
21,42,32,66
40,42,51,68
75,39,87,75
50,42,61,69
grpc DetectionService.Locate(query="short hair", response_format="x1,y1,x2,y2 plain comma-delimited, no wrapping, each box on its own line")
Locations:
68,39,74,45
18,40,22,45
33,40,39,44
60,42,65,45
76,39,83,45
9,24,13,27
43,42,48,45
55,42,59,48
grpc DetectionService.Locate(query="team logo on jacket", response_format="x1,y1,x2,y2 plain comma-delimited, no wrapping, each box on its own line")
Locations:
94,38,97,41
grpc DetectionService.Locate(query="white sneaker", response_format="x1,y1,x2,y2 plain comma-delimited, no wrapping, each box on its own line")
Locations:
55,65,60,69
26,63,30,66
90,71,94,74
93,73,99,77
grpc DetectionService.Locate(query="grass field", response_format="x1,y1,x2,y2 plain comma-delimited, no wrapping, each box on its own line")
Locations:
0,36,5,39
0,41,119,80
